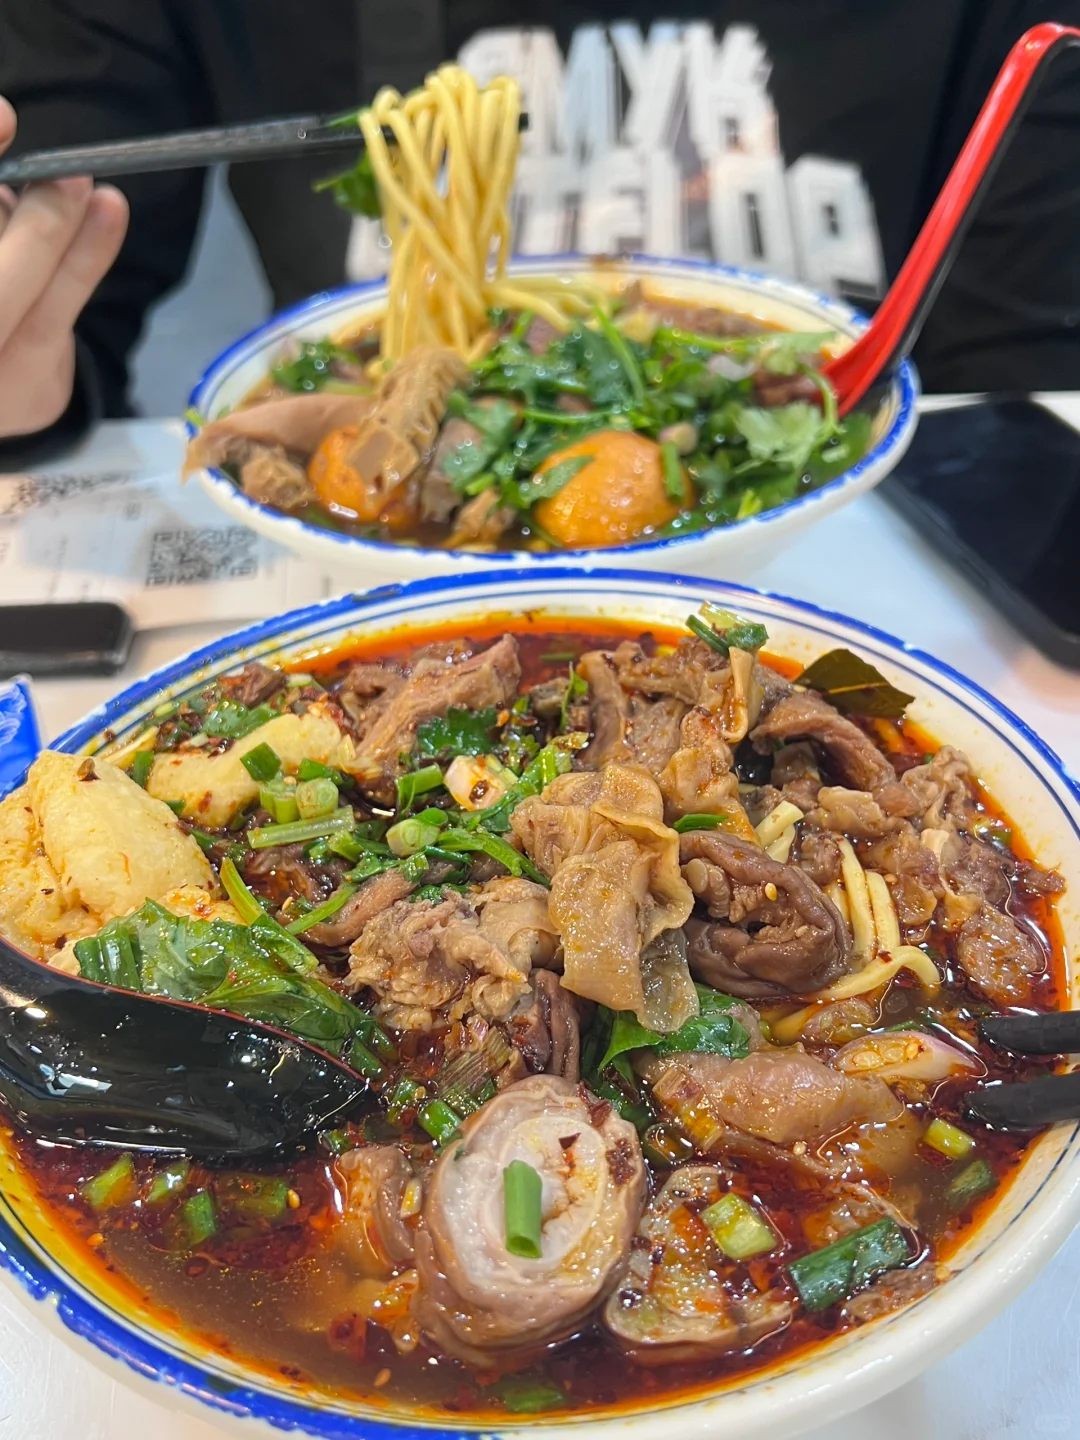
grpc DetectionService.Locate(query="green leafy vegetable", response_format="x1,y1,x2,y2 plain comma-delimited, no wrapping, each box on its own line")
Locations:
271,338,359,393
286,882,358,935
595,985,750,1074
314,147,382,218
786,1217,910,1312
796,647,915,720
415,707,499,759
202,699,274,741
517,453,590,505
74,899,363,1055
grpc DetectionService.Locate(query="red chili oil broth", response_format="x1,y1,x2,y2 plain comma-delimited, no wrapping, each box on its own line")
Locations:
7,620,1066,1420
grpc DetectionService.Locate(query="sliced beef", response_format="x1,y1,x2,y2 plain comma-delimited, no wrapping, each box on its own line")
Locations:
447,487,515,547
345,886,534,1030
335,661,407,732
807,786,905,839
901,746,975,828
956,901,1047,1005
577,650,685,773
219,662,286,710
681,829,850,997
303,867,414,947
613,635,724,706
510,970,582,1080
862,827,941,932
752,369,822,408
348,634,520,803
643,1048,901,1146
751,690,895,791
417,414,481,523
793,827,843,887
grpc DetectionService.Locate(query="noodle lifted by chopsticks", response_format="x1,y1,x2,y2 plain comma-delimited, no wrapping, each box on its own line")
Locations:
359,66,592,366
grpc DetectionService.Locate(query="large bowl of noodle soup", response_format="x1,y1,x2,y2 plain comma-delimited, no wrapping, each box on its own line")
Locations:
186,255,918,584
0,568,1077,1440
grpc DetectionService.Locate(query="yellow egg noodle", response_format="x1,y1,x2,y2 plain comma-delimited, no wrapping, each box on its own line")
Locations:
359,65,595,365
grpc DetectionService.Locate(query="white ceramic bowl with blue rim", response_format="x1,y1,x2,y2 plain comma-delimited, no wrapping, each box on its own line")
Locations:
186,256,919,584
0,568,1076,1440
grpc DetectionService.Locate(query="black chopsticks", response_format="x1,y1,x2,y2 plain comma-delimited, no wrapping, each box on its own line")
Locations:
0,111,530,186
0,115,365,185
960,1013,1080,1129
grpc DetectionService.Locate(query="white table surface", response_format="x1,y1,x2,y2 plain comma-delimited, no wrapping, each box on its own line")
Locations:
4,401,1080,1440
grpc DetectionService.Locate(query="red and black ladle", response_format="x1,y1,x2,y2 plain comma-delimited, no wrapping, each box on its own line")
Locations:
825,21,1080,415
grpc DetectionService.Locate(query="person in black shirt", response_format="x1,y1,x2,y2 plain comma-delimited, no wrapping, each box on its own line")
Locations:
1,0,1079,454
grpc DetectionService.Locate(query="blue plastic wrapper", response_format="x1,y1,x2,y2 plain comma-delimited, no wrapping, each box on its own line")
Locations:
0,675,42,798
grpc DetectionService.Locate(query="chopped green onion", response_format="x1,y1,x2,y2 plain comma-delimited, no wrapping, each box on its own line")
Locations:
81,1153,137,1212
503,1159,544,1259
387,815,444,857
129,749,154,788
295,777,339,820
215,1174,289,1223
947,1158,996,1211
347,1039,386,1081
672,812,742,834
418,1099,464,1145
258,780,299,825
701,1193,776,1259
386,1076,425,1125
319,1127,357,1155
191,829,217,855
641,1123,696,1167
240,743,281,783
247,810,354,849
396,764,444,813
164,798,186,816
286,882,358,935
496,1379,566,1414
786,1217,909,1313
180,1189,218,1246
297,758,346,785
354,1013,397,1062
219,857,264,924
439,827,549,886
924,1118,976,1159
147,1159,190,1205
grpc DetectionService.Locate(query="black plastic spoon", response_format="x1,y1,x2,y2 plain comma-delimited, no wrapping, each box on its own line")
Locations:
0,934,368,1157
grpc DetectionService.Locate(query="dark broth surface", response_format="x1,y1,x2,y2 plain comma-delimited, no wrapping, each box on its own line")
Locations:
8,621,1064,1420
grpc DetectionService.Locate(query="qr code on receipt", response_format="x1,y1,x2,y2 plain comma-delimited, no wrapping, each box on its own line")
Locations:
146,527,259,587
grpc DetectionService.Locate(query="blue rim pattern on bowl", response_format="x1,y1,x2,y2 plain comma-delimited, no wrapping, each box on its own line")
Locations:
186,254,919,565
1,567,1076,1440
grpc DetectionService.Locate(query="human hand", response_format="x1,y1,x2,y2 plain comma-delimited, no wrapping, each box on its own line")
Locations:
0,96,129,439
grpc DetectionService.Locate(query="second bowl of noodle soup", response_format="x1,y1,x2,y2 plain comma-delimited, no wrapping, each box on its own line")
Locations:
0,568,1077,1440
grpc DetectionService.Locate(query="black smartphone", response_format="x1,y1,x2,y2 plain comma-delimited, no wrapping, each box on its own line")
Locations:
0,601,134,678
880,397,1080,668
